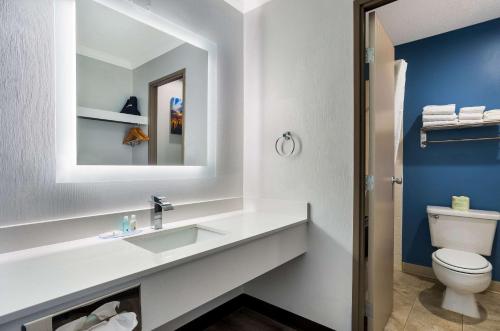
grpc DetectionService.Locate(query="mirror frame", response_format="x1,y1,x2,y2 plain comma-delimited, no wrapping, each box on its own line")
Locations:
55,0,217,182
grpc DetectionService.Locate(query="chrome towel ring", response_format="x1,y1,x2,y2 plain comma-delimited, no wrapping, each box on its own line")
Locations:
275,131,296,157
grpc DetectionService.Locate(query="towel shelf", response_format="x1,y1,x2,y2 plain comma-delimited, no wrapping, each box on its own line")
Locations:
420,120,500,148
77,107,148,125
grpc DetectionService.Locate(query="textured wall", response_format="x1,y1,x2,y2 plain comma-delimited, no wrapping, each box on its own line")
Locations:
397,18,500,279
243,0,354,329
0,0,243,227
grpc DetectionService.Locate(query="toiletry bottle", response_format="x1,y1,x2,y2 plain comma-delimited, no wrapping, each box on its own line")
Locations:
130,215,137,232
122,216,130,233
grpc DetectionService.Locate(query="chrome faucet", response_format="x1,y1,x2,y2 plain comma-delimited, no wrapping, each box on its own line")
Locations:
150,195,174,230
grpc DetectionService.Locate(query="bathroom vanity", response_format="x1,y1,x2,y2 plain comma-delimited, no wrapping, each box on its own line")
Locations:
0,200,308,330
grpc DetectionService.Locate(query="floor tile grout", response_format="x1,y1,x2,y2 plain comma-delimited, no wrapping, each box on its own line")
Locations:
402,295,417,331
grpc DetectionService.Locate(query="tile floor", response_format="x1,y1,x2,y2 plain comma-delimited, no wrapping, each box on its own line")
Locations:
385,271,500,331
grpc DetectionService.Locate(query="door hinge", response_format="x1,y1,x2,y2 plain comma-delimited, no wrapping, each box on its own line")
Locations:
365,48,375,64
365,175,374,192
420,129,427,148
365,302,373,319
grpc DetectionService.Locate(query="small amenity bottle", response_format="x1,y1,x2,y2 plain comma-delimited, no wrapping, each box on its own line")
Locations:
121,215,130,233
130,215,137,232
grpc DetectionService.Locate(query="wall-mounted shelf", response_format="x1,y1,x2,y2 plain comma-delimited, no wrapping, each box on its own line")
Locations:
420,120,500,148
77,107,148,125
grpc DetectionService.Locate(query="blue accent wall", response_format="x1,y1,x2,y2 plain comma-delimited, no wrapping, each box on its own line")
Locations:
396,18,500,279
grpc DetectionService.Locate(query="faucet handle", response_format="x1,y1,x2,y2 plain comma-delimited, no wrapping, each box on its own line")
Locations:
151,195,174,210
149,195,173,230
152,195,166,203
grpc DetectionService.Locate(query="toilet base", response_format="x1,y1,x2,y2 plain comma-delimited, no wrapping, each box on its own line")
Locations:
442,287,480,318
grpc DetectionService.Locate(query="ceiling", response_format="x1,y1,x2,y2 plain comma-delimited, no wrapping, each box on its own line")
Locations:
76,0,185,70
224,0,272,13
77,0,500,64
375,0,500,45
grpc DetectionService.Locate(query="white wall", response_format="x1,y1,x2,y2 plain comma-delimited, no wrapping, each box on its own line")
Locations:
157,80,184,165
77,118,135,165
0,0,243,227
243,0,354,329
76,54,133,111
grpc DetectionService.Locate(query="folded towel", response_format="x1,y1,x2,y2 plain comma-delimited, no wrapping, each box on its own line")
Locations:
422,120,458,128
459,106,485,114
89,312,138,331
484,115,500,122
55,302,120,331
458,119,483,124
423,109,456,115
484,114,500,118
91,301,119,321
422,104,456,115
459,113,483,120
423,114,457,122
484,109,500,117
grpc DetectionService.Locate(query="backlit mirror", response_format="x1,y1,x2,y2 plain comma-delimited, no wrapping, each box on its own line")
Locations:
76,0,208,166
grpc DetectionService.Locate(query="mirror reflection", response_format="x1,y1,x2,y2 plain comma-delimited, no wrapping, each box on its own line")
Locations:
76,0,208,165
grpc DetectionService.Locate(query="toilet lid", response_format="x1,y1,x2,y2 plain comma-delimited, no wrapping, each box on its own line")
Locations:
433,248,491,273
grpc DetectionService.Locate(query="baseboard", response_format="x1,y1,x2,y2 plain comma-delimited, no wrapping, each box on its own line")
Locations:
402,262,500,294
489,281,500,294
402,262,437,280
176,294,334,331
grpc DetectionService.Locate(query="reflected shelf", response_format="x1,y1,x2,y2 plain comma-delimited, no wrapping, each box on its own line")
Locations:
77,107,148,125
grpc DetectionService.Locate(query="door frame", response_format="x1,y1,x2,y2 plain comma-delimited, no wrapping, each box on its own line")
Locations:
148,68,186,165
352,1,398,330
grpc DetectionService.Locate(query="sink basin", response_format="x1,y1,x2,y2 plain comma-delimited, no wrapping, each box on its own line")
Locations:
125,225,224,254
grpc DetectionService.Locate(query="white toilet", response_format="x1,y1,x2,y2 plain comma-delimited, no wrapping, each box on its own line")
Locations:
428,205,500,318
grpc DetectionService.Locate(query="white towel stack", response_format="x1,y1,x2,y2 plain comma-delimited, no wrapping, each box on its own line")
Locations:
483,109,500,122
422,104,457,127
458,106,485,124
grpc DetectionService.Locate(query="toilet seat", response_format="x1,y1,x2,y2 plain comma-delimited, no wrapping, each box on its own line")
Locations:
432,248,492,274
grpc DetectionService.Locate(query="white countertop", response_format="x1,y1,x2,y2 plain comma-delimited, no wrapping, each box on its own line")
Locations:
0,208,307,325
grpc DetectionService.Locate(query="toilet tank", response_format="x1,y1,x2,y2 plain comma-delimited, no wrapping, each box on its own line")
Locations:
428,206,500,256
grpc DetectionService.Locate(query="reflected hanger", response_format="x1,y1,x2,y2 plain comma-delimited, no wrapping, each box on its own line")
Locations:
123,127,150,146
